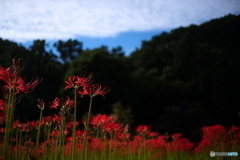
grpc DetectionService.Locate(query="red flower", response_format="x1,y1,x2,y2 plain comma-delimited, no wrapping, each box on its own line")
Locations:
64,76,79,89
50,97,60,109
37,99,45,110
17,76,41,93
116,133,131,141
41,116,54,126
169,133,194,151
76,129,87,139
90,114,116,128
0,99,5,108
64,73,93,90
229,125,240,132
64,97,74,106
194,125,228,152
4,76,41,94
103,122,122,133
78,84,110,98
13,120,22,129
0,100,5,125
50,130,60,137
52,114,62,123
136,125,151,135
0,60,41,95
0,66,11,82
13,120,30,132
148,132,159,137
66,121,80,129
29,121,37,128
0,128,4,133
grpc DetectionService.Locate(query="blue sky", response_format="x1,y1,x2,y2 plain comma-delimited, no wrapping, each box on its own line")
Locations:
1,0,240,56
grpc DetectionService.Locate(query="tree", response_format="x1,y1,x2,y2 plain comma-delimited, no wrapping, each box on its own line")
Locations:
54,39,83,63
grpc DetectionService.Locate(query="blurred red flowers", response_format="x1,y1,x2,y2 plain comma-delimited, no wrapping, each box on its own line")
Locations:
78,84,110,98
64,73,93,90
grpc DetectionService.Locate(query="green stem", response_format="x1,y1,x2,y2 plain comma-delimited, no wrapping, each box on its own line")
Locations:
71,88,77,160
36,108,43,154
108,132,113,160
90,128,99,160
3,88,15,160
83,96,93,160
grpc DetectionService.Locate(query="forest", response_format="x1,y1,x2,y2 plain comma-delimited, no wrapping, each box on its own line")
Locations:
0,14,240,142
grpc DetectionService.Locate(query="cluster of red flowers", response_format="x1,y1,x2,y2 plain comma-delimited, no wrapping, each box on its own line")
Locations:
194,125,240,152
1,112,240,159
48,97,74,109
64,73,110,98
7,114,62,132
0,58,41,95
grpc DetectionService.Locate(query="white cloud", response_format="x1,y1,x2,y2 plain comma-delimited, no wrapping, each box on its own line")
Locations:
0,0,239,42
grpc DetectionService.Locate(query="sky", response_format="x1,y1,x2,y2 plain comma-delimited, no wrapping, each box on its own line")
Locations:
1,0,240,56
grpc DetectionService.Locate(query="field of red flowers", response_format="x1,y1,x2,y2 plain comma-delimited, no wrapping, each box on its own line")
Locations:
0,58,239,160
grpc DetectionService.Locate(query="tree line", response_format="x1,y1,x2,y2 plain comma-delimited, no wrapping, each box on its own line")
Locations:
0,14,240,142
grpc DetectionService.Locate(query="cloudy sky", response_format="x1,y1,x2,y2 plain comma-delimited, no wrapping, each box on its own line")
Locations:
1,0,240,55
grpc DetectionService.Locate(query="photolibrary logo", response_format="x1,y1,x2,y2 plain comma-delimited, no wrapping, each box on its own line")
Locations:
210,151,238,157
210,151,215,157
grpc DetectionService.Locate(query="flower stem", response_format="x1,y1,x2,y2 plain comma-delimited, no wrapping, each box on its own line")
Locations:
83,96,93,160
71,88,77,160
3,88,15,160
36,107,43,154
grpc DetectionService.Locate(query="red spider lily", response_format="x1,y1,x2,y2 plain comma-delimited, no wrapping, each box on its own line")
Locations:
50,130,61,137
64,73,93,90
90,114,116,128
40,116,54,127
49,97,60,109
76,72,94,86
148,132,159,137
0,99,5,108
64,129,70,135
64,76,79,89
136,125,151,135
103,122,122,133
150,135,167,150
0,66,9,82
116,132,131,141
0,112,5,125
29,121,37,128
37,99,45,110
52,114,62,123
172,133,182,140
229,125,240,132
0,128,4,133
66,121,80,129
1,59,41,95
76,129,87,139
4,76,42,94
0,100,5,124
168,133,194,151
78,84,110,98
0,66,17,83
13,120,31,132
89,137,103,150
194,125,229,152
64,97,74,106
13,120,22,129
